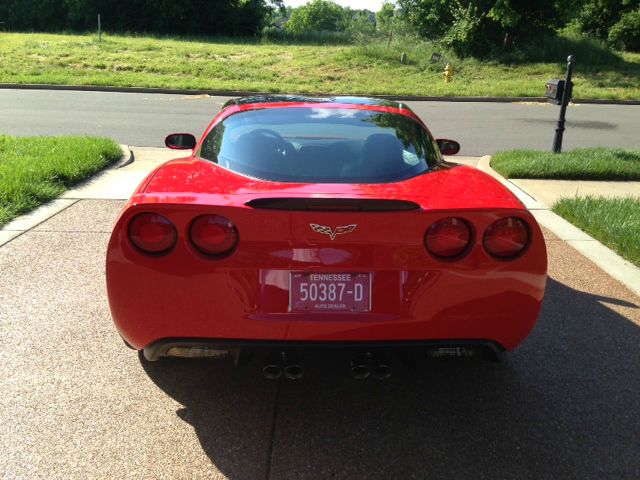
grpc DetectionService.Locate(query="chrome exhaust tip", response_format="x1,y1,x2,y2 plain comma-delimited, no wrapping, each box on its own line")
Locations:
263,364,283,380
350,352,372,379
372,363,392,380
264,351,304,380
263,351,286,380
371,352,392,380
282,351,304,380
283,364,304,380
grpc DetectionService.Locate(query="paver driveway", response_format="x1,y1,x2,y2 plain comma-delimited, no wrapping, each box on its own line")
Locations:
1,199,639,479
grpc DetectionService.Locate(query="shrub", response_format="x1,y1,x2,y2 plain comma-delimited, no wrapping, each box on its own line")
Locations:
574,0,640,41
285,0,349,34
261,26,353,45
608,8,640,51
0,0,271,36
499,32,623,66
397,0,573,58
440,2,485,57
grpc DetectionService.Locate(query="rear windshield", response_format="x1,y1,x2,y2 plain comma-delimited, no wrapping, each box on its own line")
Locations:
198,107,440,183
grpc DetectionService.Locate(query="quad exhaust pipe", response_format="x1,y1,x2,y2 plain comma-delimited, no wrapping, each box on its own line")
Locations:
372,361,392,380
350,351,392,380
263,351,304,380
262,351,284,380
350,352,372,379
263,350,393,380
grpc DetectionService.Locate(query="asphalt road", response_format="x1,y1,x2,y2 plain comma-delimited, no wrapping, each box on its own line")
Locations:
1,199,640,479
1,89,640,155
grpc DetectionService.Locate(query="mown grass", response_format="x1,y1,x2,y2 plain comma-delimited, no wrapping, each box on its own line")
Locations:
0,136,122,226
553,196,640,267
0,32,638,100
491,148,640,180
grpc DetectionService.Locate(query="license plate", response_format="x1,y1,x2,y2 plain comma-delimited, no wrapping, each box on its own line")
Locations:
289,272,371,312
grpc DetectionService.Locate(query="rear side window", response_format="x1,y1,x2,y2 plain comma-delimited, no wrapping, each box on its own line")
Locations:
199,107,439,183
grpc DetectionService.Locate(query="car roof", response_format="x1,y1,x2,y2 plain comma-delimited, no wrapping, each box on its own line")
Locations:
222,95,407,111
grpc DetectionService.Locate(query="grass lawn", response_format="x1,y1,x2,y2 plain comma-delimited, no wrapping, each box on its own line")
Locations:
0,136,122,227
0,32,639,100
553,197,640,267
491,148,640,180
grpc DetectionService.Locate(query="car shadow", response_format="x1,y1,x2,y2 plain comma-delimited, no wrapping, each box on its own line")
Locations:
141,277,640,479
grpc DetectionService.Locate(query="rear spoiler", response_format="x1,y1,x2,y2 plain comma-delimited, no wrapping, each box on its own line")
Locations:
245,198,420,212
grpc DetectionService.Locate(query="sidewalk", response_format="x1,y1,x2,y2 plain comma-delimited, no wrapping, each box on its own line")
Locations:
62,146,177,200
451,156,640,208
510,178,640,207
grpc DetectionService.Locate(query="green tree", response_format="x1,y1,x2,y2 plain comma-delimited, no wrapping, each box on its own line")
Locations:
285,0,349,33
2,0,282,36
487,0,574,34
266,4,292,28
574,0,639,41
397,0,576,56
608,7,640,51
348,9,376,35
442,2,486,56
0,0,68,31
376,1,397,33
397,0,452,39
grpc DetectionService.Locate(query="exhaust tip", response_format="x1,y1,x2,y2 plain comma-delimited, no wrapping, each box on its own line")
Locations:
351,364,371,379
264,350,304,380
372,364,392,380
351,352,373,379
284,364,304,380
263,364,283,380
263,350,288,380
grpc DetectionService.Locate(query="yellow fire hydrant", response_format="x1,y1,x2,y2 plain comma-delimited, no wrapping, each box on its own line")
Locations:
443,63,454,83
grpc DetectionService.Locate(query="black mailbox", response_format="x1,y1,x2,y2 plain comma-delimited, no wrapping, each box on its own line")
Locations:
545,79,565,104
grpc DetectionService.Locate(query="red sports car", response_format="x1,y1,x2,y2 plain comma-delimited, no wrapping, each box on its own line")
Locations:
107,96,547,379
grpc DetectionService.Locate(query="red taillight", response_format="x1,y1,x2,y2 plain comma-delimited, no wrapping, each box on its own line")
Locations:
425,217,471,258
483,217,530,258
128,213,177,254
190,214,238,256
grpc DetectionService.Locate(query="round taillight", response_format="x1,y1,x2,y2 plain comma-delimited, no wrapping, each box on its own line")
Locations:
425,217,471,258
190,214,238,256
483,217,530,258
128,213,177,254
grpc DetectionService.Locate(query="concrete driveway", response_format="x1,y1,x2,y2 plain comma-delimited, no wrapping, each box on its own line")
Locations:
1,159,640,478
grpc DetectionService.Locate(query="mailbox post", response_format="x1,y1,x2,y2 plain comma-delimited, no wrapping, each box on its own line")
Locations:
546,55,575,153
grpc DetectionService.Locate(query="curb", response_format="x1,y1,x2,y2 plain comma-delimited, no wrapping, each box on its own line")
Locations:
115,145,134,168
0,199,79,247
1,83,639,105
0,144,131,247
477,156,640,297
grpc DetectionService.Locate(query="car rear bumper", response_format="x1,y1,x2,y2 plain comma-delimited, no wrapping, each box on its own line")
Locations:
108,265,546,352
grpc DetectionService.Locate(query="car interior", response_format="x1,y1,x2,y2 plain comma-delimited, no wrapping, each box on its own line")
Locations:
213,128,424,183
